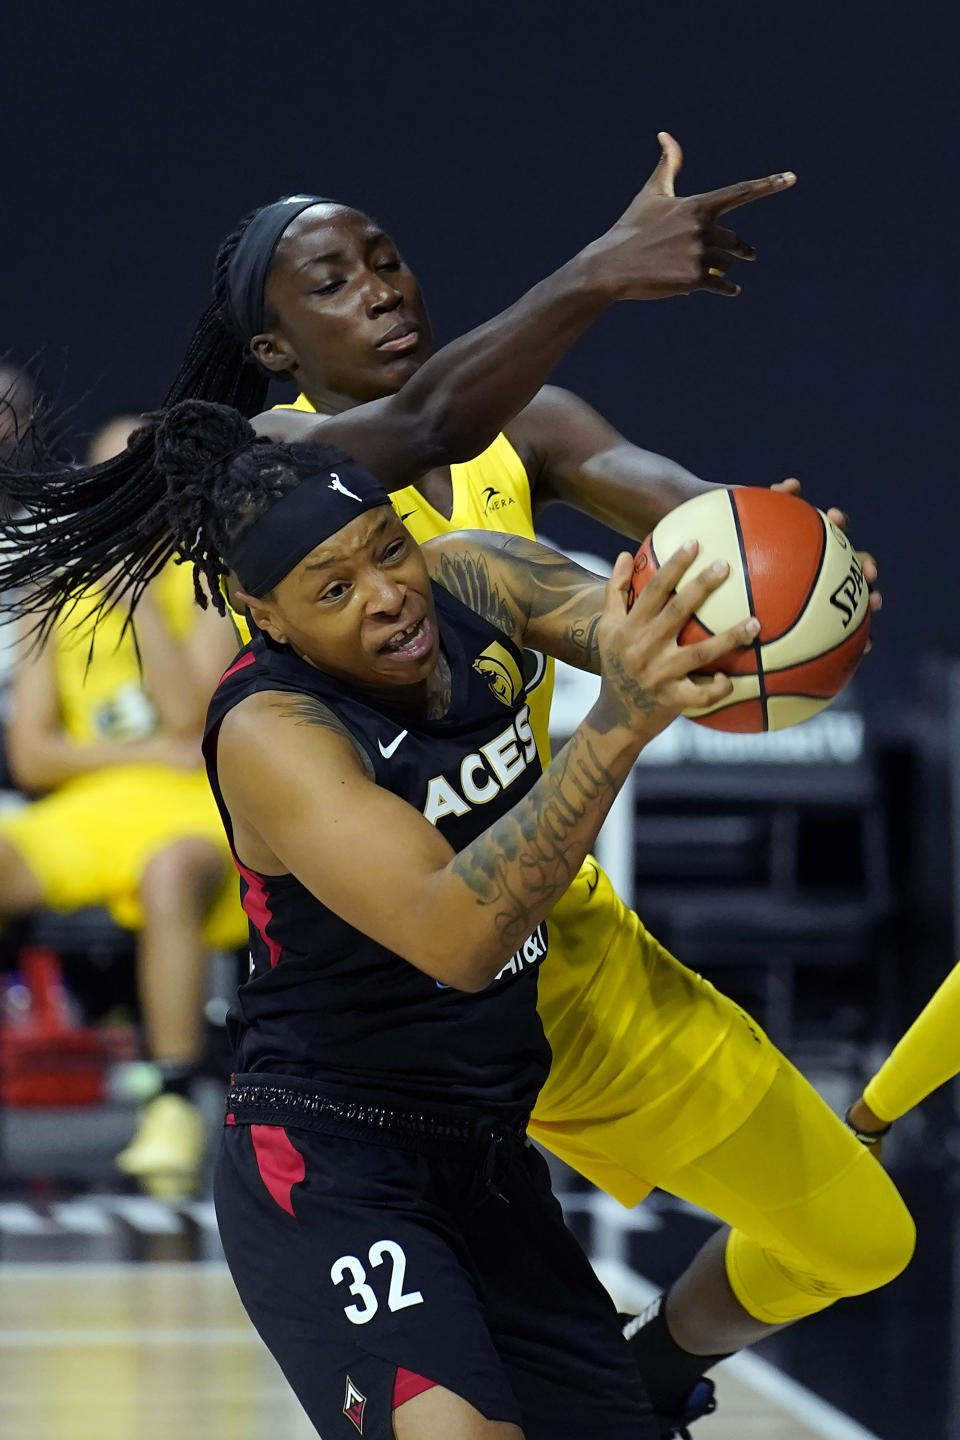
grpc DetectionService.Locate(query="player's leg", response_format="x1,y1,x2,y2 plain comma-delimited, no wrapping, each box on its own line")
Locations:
463,1135,659,1440
135,834,225,1068
0,833,45,915
393,1387,523,1439
215,1117,529,1439
625,1052,915,1419
116,835,227,1195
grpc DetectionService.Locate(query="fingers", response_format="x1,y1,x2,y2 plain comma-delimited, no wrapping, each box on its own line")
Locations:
627,539,701,621
675,671,734,709
701,249,740,297
606,551,636,613
826,506,849,530
645,553,738,645
700,170,796,218
644,130,683,198
678,614,760,675
706,224,757,261
770,477,801,495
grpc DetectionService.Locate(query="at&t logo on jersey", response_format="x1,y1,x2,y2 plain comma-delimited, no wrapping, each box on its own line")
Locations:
437,920,549,990
422,705,537,824
493,921,548,981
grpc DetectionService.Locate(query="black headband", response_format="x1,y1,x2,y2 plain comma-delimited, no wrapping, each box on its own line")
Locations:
227,465,392,596
225,194,335,342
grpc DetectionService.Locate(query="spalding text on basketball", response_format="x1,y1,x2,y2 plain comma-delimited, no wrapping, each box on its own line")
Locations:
829,556,866,627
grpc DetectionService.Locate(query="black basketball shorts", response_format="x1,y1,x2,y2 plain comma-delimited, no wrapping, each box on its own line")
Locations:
214,1113,657,1439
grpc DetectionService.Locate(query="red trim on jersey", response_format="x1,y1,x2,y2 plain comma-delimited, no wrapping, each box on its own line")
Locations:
220,651,256,683
393,1369,438,1409
236,860,283,968
250,1125,305,1216
225,1112,237,1125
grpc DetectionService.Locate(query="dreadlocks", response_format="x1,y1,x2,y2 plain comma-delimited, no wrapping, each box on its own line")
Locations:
151,400,351,614
0,201,324,633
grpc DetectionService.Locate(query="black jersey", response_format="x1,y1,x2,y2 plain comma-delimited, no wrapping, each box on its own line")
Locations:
203,582,551,1116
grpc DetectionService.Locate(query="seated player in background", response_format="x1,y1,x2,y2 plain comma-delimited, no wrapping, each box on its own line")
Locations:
0,417,244,1197
846,959,960,1155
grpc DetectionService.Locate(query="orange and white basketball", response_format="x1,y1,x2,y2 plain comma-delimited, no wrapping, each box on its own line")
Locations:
629,487,870,733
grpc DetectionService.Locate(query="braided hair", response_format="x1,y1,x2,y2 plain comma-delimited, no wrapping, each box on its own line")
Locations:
0,208,304,631
152,400,351,614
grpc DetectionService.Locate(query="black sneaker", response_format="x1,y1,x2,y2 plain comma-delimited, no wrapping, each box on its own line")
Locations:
657,1377,717,1438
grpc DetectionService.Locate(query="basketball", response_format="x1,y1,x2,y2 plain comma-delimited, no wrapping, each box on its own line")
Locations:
629,487,870,733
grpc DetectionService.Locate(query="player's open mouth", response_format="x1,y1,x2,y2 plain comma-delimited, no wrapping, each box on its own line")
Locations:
381,617,432,658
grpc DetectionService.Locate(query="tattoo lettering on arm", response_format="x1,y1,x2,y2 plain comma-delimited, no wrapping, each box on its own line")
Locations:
599,650,662,729
268,693,375,778
450,727,617,953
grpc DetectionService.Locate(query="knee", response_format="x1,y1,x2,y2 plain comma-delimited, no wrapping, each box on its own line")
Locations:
828,1173,916,1297
792,1163,916,1303
139,838,226,919
727,1160,916,1323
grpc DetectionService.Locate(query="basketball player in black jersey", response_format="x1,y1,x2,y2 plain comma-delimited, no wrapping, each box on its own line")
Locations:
170,398,757,1440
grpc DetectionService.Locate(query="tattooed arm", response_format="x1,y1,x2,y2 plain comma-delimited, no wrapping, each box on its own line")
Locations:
424,531,607,673
216,547,756,991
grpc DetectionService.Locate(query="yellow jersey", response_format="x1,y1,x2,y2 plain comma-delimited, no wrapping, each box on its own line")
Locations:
54,563,198,746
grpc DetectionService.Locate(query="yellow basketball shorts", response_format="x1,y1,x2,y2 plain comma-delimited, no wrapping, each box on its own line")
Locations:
529,860,778,1206
0,764,247,949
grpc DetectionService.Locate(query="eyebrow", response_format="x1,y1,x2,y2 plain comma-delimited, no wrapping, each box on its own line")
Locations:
295,250,341,273
302,513,395,574
294,231,391,274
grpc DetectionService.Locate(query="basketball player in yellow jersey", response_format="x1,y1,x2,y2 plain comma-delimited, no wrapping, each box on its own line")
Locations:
193,148,909,1430
0,420,245,1197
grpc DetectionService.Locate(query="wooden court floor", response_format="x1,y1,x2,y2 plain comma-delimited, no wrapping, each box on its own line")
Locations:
0,1263,878,1440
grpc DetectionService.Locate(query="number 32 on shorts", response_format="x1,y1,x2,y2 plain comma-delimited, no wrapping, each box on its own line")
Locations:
331,1240,424,1325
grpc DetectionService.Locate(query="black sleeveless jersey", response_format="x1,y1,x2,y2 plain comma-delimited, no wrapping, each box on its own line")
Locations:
202,583,551,1117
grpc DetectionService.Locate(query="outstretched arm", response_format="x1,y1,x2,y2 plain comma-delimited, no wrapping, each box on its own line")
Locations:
256,134,794,489
847,959,960,1155
507,385,715,538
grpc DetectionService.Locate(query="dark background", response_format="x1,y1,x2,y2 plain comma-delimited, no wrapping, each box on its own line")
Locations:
1,0,955,721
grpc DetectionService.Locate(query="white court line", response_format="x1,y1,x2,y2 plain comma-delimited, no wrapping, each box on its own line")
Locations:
595,1260,883,1440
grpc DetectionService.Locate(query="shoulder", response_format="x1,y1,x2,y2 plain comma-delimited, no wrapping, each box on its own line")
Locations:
250,408,329,443
422,530,512,570
218,690,373,779
503,385,582,455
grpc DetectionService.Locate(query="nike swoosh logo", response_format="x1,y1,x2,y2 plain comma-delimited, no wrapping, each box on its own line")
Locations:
398,511,415,523
585,861,600,896
378,730,409,759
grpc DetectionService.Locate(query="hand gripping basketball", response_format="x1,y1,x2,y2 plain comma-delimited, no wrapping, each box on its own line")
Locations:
595,132,796,301
595,542,758,743
628,488,872,733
